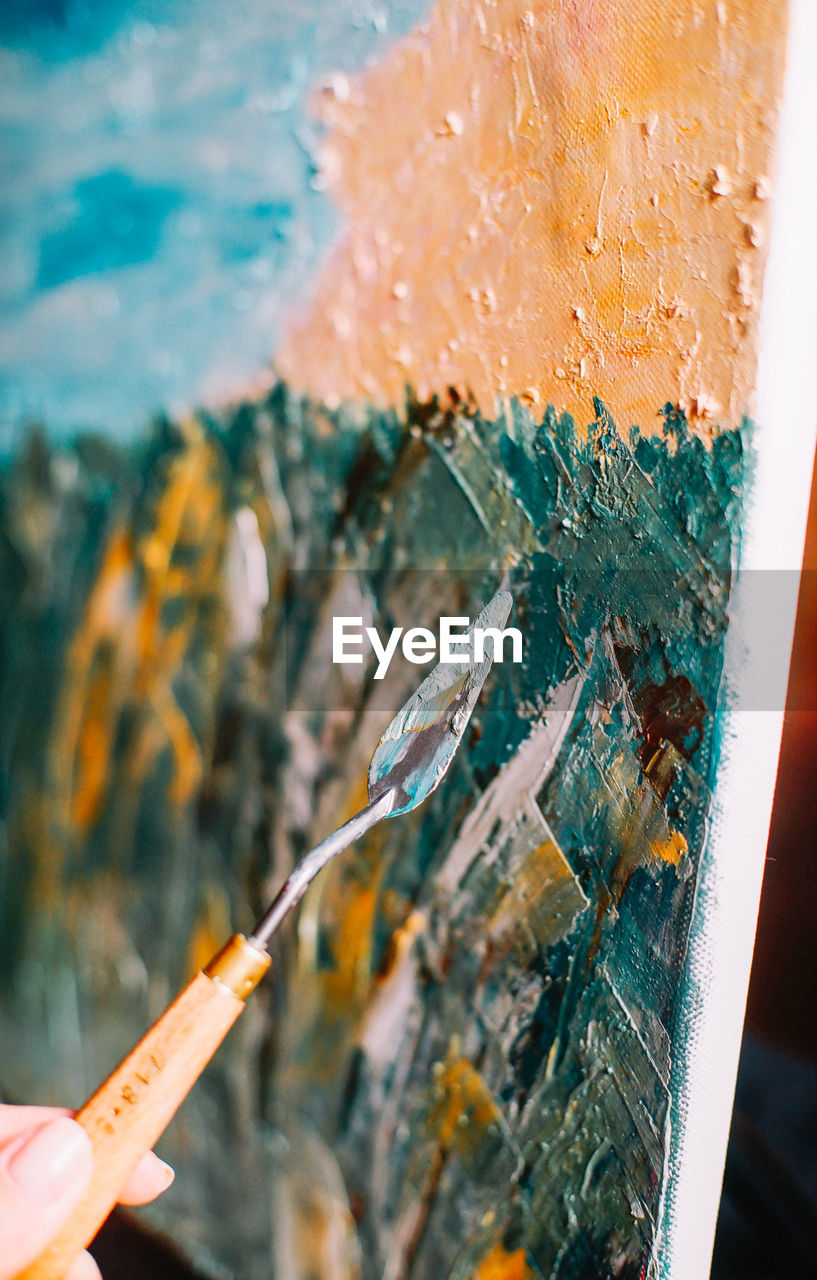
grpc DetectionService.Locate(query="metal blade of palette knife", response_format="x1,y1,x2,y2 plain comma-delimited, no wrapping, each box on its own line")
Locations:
368,589,512,815
250,590,511,947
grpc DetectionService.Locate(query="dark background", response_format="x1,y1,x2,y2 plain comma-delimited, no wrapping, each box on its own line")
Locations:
711,437,817,1279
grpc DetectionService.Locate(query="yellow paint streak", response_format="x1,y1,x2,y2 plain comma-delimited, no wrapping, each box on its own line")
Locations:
650,825,688,868
322,883,381,1010
489,835,585,950
604,743,689,894
473,1242,534,1280
429,1049,501,1154
32,432,229,898
278,0,788,440
188,883,233,975
623,778,688,870
295,770,392,1012
336,772,374,828
67,529,137,832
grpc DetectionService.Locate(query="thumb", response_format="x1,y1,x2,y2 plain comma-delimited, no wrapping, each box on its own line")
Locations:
0,1115,94,1279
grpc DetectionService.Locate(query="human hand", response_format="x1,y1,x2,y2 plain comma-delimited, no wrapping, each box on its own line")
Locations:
0,1105,174,1280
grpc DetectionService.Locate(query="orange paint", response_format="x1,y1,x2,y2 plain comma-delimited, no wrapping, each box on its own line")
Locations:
189,885,234,976
649,826,688,869
429,1051,501,1153
474,1241,534,1280
278,0,788,440
322,883,381,1008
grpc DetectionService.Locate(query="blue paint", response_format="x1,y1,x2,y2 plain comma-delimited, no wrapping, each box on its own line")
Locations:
1,0,137,53
37,171,181,287
0,0,431,446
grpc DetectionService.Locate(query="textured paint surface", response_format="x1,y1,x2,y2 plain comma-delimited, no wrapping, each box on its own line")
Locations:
278,0,787,437
0,388,744,1276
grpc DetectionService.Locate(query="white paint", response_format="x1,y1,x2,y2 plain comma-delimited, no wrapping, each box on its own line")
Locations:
225,505,269,647
660,2,817,1275
435,673,584,895
361,911,426,1070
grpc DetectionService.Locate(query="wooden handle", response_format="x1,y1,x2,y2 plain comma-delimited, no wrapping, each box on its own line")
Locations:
16,934,270,1280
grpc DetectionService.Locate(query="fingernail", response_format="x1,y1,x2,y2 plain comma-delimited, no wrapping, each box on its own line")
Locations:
158,1159,175,1188
8,1117,92,1201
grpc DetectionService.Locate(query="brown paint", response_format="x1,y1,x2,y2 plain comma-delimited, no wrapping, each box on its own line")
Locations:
277,0,788,440
626,671,707,773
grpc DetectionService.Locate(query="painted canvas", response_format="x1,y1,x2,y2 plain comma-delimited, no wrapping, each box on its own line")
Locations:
1,2,815,1279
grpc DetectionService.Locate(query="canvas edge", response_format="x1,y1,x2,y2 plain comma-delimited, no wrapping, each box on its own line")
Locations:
656,1,817,1275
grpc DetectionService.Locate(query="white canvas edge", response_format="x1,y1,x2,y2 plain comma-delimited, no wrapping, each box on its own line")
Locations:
656,1,817,1275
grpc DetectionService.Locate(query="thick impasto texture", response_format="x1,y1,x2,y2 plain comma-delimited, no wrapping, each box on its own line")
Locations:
278,0,787,439
0,386,743,1277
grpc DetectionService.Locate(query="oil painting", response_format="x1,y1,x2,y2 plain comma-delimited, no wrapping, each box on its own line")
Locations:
1,2,815,1279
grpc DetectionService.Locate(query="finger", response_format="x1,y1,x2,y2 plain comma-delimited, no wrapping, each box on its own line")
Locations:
0,1105,69,1145
119,1150,175,1205
65,1249,102,1280
0,1115,93,1278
